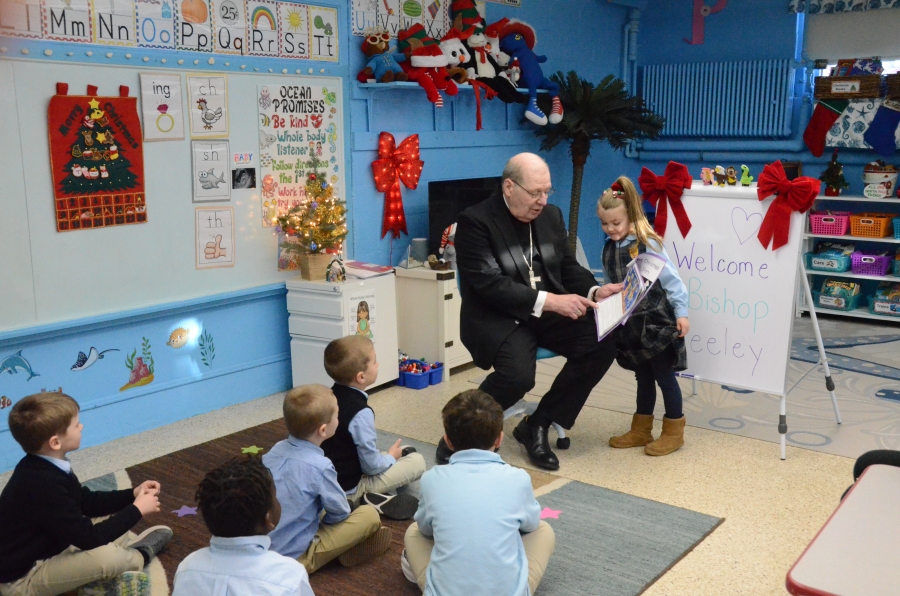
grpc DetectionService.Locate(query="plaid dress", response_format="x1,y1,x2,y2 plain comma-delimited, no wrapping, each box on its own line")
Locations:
602,238,687,372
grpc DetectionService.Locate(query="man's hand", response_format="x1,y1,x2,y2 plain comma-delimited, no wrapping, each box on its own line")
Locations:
676,317,690,338
592,283,624,301
387,439,403,460
133,480,160,498
544,293,597,320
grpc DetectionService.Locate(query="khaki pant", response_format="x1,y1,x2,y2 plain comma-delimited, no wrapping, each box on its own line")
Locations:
298,504,381,573
349,452,427,506
404,521,556,594
0,530,144,596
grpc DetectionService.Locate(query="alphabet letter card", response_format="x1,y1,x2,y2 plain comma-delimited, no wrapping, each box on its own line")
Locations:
196,206,234,268
192,140,230,202
140,73,184,141
187,75,228,137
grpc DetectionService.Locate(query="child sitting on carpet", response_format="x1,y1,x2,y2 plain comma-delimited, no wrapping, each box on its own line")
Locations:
0,391,172,595
597,177,690,456
402,389,555,596
173,457,315,595
321,335,425,520
263,384,391,573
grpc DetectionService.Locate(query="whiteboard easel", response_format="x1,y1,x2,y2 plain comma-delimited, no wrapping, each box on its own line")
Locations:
665,184,841,459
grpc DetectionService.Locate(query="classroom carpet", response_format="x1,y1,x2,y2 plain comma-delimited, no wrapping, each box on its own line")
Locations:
122,419,722,595
474,315,900,460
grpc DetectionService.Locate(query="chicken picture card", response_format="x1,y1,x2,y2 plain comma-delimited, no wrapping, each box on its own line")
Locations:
187,75,228,137
192,140,230,202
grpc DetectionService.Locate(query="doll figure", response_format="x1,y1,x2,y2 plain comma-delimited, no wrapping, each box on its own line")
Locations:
714,165,727,186
726,166,737,186
356,301,374,338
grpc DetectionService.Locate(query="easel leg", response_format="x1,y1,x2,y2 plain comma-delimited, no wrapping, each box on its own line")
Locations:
692,378,697,397
800,261,843,424
780,394,787,461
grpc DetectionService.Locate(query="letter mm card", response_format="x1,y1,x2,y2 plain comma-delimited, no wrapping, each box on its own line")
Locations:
246,0,278,56
42,0,92,42
212,0,246,54
175,0,213,52
277,1,309,59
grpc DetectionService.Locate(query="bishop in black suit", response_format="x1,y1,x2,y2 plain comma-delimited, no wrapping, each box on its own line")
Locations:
449,153,622,470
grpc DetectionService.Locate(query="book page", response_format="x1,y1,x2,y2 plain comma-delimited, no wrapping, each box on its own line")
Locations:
594,292,624,341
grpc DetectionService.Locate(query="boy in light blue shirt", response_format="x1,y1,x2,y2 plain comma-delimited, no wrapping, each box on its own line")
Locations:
263,384,390,573
173,457,314,596
402,390,556,596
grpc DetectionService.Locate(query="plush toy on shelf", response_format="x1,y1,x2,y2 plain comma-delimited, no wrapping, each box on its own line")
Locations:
726,166,737,185
713,165,727,186
497,19,563,126
439,222,457,270
740,165,754,186
397,24,458,108
357,27,408,84
439,28,471,84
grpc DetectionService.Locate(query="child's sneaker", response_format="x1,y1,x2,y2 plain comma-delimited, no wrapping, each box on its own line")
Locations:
363,492,418,520
400,549,417,584
77,571,149,596
338,526,392,567
129,525,173,563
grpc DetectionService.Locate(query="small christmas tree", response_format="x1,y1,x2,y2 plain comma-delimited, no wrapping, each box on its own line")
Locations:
276,158,347,257
819,149,849,193
59,98,139,194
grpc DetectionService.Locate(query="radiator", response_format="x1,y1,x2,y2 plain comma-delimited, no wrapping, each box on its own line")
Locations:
641,59,795,138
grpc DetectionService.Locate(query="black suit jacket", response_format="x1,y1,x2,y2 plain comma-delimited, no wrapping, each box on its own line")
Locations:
456,191,597,369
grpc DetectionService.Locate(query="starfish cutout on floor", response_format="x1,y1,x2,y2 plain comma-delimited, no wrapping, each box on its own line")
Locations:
172,505,197,517
540,507,561,520
242,445,264,454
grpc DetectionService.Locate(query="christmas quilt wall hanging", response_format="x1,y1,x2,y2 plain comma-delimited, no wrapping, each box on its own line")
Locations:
48,83,146,232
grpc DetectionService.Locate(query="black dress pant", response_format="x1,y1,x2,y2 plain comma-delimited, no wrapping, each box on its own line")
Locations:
478,311,617,430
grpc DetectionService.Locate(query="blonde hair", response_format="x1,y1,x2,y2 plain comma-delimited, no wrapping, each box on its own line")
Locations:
283,384,337,439
324,335,374,385
598,176,663,249
8,392,80,454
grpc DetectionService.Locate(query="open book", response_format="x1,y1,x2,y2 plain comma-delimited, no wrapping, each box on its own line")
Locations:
594,252,666,341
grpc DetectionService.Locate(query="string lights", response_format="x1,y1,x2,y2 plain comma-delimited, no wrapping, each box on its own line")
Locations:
372,132,424,239
274,157,347,258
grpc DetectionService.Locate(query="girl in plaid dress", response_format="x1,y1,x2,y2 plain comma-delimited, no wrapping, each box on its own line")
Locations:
597,177,690,456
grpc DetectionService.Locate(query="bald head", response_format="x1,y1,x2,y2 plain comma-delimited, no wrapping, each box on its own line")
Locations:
501,153,552,223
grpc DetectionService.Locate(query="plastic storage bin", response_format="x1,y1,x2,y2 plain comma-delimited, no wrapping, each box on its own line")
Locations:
809,212,851,236
813,290,861,311
429,364,444,385
894,259,900,276
851,251,893,276
868,296,900,316
850,213,894,238
398,360,442,390
893,217,900,240
805,252,852,272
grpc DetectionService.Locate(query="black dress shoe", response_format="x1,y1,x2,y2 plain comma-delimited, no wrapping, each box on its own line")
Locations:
512,417,560,471
435,437,454,465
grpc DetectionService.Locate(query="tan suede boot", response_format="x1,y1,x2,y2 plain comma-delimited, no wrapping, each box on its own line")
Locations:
609,413,655,448
644,416,685,456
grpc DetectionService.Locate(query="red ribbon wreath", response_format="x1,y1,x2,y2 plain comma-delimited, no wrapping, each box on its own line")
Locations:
756,161,820,250
638,161,693,238
372,132,424,239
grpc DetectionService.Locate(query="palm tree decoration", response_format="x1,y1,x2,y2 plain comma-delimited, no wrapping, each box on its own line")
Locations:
534,71,665,252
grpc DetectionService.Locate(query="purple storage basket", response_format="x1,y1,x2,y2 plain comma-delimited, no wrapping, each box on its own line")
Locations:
809,211,851,236
851,251,892,276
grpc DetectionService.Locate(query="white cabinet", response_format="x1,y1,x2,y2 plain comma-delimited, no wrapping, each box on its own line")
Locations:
395,267,472,375
286,274,399,388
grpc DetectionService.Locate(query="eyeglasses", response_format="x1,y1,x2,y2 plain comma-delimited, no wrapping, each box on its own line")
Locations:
510,178,555,200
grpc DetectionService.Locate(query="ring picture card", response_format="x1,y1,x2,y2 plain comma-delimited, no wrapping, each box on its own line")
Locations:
196,206,234,268
192,140,230,201
187,75,228,137
140,73,184,141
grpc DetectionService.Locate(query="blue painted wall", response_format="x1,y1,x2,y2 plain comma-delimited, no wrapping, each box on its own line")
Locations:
0,286,291,471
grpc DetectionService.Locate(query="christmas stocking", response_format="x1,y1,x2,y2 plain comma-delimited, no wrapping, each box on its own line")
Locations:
863,99,900,156
803,99,848,157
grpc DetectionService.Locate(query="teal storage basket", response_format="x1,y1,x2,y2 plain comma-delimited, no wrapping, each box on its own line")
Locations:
893,217,900,240
868,295,900,316
805,252,851,273
813,290,861,311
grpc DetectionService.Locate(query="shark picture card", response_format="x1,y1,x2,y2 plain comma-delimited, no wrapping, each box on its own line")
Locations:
192,140,231,202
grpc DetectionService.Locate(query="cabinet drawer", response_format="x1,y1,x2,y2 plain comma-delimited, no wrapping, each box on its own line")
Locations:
286,293,343,318
288,314,345,339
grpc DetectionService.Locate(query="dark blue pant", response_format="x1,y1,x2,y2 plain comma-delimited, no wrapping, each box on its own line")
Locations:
634,350,683,419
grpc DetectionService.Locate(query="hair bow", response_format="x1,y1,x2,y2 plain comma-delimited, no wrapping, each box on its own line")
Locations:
371,132,424,239
756,161,820,250
638,161,693,238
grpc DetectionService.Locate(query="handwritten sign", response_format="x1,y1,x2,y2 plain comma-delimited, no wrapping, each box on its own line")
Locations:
663,185,804,395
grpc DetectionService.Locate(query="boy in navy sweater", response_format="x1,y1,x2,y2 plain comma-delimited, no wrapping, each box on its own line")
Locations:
0,392,172,596
320,335,425,520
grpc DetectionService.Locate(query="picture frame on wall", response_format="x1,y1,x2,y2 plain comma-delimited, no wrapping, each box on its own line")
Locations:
780,160,802,180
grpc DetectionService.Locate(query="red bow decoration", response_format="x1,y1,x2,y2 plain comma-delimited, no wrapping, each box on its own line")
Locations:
372,132,424,239
756,161,820,250
638,161,693,238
